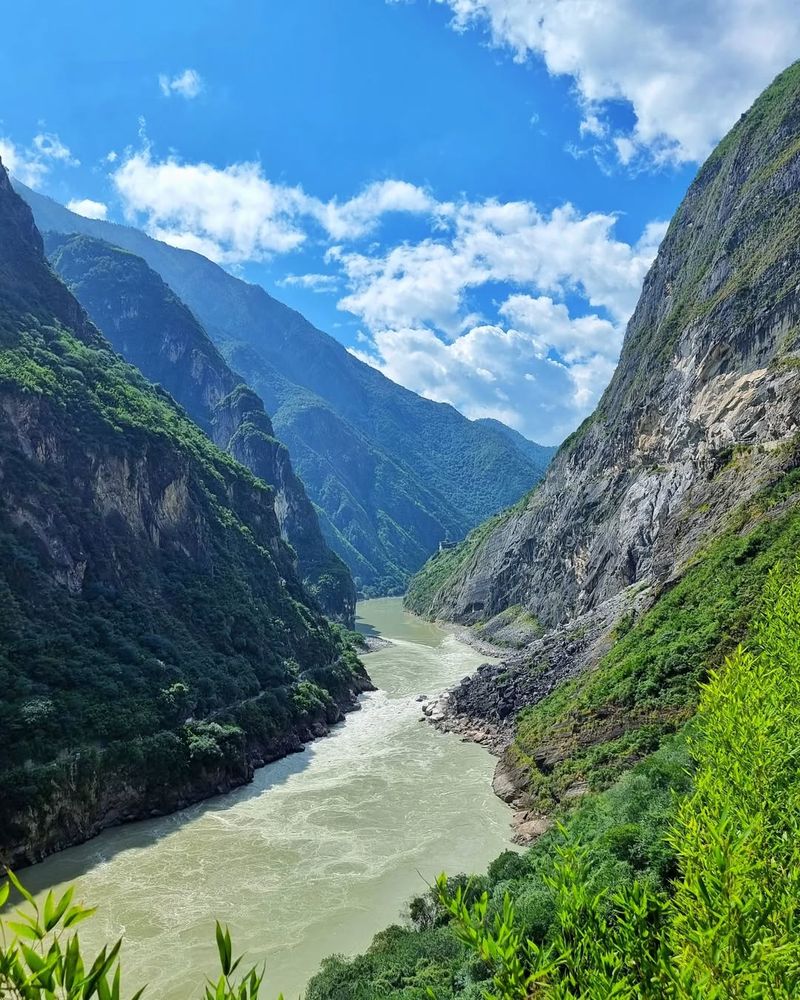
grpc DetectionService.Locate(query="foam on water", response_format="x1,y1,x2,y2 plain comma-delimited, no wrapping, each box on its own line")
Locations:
19,598,513,999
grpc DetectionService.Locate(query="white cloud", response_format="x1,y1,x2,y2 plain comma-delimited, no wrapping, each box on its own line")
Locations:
105,143,666,442
0,137,48,187
158,68,204,99
33,132,79,165
351,321,605,444
66,198,108,220
0,132,77,188
436,0,800,163
334,199,666,334
277,273,340,293
312,180,436,239
112,152,308,262
338,201,666,441
111,150,435,262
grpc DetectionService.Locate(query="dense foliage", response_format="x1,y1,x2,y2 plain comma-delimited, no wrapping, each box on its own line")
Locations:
306,471,800,999
43,233,355,622
0,168,368,864
440,566,800,998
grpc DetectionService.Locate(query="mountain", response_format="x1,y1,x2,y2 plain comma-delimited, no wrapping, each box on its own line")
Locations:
0,159,370,867
42,232,355,624
305,60,800,1000
406,61,800,811
473,418,556,470
11,183,552,594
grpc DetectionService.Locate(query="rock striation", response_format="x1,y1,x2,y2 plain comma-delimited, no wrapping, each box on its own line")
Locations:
44,233,355,624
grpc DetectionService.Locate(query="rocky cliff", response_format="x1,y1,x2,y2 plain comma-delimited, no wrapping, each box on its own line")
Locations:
410,62,800,629
408,62,800,831
43,233,355,624
0,158,371,867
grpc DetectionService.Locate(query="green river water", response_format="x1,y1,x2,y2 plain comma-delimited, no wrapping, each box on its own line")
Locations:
20,598,513,999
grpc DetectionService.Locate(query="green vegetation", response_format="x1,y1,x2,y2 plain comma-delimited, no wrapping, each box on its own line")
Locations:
18,180,554,596
441,566,800,998
306,467,800,999
508,468,800,810
405,511,511,617
44,232,355,624
0,172,368,863
0,871,268,999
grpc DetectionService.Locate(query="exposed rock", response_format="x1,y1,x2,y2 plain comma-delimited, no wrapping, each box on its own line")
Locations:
412,62,800,817
44,233,355,625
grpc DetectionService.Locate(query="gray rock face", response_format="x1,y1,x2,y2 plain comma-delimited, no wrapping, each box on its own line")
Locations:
418,62,800,632
44,233,355,624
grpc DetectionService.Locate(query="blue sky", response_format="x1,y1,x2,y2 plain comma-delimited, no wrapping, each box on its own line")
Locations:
2,0,798,444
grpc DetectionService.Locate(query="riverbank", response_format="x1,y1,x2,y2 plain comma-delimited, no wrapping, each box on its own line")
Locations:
20,598,514,1000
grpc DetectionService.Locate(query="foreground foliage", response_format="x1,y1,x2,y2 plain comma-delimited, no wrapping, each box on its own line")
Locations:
0,873,268,1000
440,566,800,998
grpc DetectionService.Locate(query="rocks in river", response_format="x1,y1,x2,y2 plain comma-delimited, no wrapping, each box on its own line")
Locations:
512,811,553,845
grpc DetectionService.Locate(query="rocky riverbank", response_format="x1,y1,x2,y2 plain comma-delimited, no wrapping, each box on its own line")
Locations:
419,584,654,842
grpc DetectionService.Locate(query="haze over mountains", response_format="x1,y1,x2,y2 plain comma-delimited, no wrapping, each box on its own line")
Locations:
14,181,554,595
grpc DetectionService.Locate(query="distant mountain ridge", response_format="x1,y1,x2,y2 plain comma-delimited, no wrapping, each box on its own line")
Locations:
13,182,552,594
44,231,355,623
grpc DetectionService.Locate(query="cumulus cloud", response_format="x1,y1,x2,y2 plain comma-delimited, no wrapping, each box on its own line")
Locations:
436,0,800,164
107,140,666,439
158,68,204,99
339,204,666,442
111,150,435,262
334,199,666,334
66,198,109,220
351,320,608,444
33,132,79,165
0,132,77,187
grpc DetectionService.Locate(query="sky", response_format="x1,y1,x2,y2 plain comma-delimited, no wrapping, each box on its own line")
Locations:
1,1,798,445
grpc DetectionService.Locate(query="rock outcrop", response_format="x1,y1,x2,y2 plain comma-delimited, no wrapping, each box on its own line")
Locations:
44,233,355,624
409,62,800,835
410,62,800,629
15,181,554,595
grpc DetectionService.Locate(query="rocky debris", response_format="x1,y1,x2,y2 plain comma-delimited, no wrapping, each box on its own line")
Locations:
512,811,554,845
421,585,652,756
361,634,393,653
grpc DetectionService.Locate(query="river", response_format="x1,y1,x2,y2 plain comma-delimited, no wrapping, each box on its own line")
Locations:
18,598,513,999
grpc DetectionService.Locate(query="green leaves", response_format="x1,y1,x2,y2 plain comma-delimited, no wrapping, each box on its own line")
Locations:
0,872,272,999
433,564,800,999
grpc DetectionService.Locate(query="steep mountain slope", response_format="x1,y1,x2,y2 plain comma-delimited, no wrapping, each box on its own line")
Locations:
406,61,800,816
304,60,800,1000
473,418,556,471
410,61,800,628
12,184,551,594
42,232,355,623
0,159,370,867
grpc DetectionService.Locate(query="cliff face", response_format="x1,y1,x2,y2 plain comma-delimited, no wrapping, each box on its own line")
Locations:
44,233,355,624
14,183,552,595
0,160,370,867
409,62,800,629
406,63,800,831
